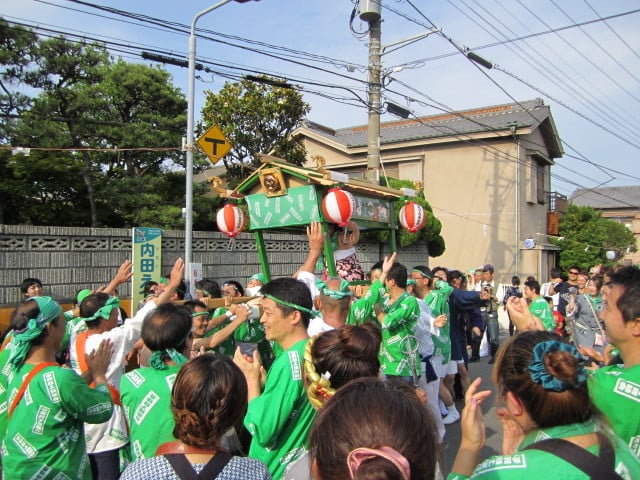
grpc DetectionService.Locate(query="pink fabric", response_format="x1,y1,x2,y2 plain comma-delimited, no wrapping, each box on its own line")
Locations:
346,446,411,480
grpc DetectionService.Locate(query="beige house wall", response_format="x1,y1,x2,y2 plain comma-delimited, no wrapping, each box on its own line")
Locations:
299,133,558,284
601,210,640,266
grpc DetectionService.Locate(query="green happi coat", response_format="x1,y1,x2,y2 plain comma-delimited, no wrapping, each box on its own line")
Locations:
377,292,421,377
347,279,386,327
588,363,640,459
446,419,640,479
244,339,316,480
2,364,113,480
425,279,453,363
121,365,180,462
349,280,421,378
529,296,554,331
0,340,13,440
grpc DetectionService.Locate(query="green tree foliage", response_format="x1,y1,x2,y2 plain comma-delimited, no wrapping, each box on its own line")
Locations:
100,60,186,177
0,20,38,223
553,205,637,269
1,21,190,228
374,177,445,257
201,77,310,183
0,19,35,117
98,173,221,230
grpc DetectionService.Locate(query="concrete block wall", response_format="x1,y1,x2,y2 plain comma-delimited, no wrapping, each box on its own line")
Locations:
0,225,429,307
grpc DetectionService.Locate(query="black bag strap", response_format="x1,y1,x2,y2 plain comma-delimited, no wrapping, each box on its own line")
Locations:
164,451,232,480
523,432,623,480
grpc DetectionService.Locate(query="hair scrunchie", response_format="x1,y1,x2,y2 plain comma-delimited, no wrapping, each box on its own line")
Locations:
528,340,587,392
347,446,411,480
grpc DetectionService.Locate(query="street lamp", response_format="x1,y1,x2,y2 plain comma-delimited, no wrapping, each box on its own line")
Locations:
185,0,258,297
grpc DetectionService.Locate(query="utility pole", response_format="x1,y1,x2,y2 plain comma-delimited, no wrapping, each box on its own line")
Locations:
359,2,439,184
360,1,382,184
365,18,382,184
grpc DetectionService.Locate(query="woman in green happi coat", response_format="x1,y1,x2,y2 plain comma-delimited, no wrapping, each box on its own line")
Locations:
448,330,640,480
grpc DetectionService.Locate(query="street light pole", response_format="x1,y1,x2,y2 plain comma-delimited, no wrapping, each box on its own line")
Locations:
185,0,237,297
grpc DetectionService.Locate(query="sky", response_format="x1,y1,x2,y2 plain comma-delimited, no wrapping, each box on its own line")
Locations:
3,0,640,198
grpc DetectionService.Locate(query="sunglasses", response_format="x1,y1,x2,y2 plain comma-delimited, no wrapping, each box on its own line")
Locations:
569,271,579,275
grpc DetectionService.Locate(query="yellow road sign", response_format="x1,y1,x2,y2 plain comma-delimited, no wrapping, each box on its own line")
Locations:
196,124,232,163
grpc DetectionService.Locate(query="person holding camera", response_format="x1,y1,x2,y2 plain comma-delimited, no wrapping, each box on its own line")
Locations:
480,264,500,364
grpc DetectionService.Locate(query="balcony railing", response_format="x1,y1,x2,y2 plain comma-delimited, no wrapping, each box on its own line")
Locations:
548,191,568,213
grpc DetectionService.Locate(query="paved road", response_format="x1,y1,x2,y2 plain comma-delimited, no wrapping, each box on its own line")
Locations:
441,350,504,476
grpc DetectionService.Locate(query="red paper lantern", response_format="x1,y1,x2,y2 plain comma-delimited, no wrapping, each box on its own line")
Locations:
399,202,426,233
216,204,245,238
322,187,355,227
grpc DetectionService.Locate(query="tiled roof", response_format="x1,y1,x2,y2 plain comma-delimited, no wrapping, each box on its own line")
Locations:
570,185,640,210
302,98,558,154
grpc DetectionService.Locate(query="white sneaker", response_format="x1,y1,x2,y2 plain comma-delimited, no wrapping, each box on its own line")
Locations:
443,405,460,425
438,399,449,417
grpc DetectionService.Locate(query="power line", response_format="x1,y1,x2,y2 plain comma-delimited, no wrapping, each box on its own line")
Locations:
4,3,640,198
457,0,640,144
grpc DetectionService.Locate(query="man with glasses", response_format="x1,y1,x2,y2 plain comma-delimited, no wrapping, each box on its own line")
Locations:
550,265,581,318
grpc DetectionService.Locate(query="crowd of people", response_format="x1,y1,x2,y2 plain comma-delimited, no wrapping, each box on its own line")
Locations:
1,224,638,480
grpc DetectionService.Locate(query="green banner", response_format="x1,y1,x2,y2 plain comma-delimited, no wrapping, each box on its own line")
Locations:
131,227,162,315
246,184,322,229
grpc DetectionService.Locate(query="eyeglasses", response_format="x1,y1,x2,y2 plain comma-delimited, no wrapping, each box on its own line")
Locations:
569,270,579,275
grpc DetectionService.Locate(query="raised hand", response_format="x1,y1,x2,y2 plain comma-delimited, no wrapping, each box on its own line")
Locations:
461,377,493,450
86,339,114,385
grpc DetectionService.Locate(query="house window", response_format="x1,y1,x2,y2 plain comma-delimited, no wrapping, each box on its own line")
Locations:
536,164,545,204
335,166,366,179
333,163,400,180
381,164,399,179
525,153,548,205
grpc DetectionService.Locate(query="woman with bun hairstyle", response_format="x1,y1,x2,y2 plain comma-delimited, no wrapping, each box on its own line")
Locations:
284,323,382,479
121,353,270,479
304,323,381,409
308,377,439,480
449,330,640,479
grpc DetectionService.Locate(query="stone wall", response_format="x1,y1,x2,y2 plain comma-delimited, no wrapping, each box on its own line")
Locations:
0,225,429,307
